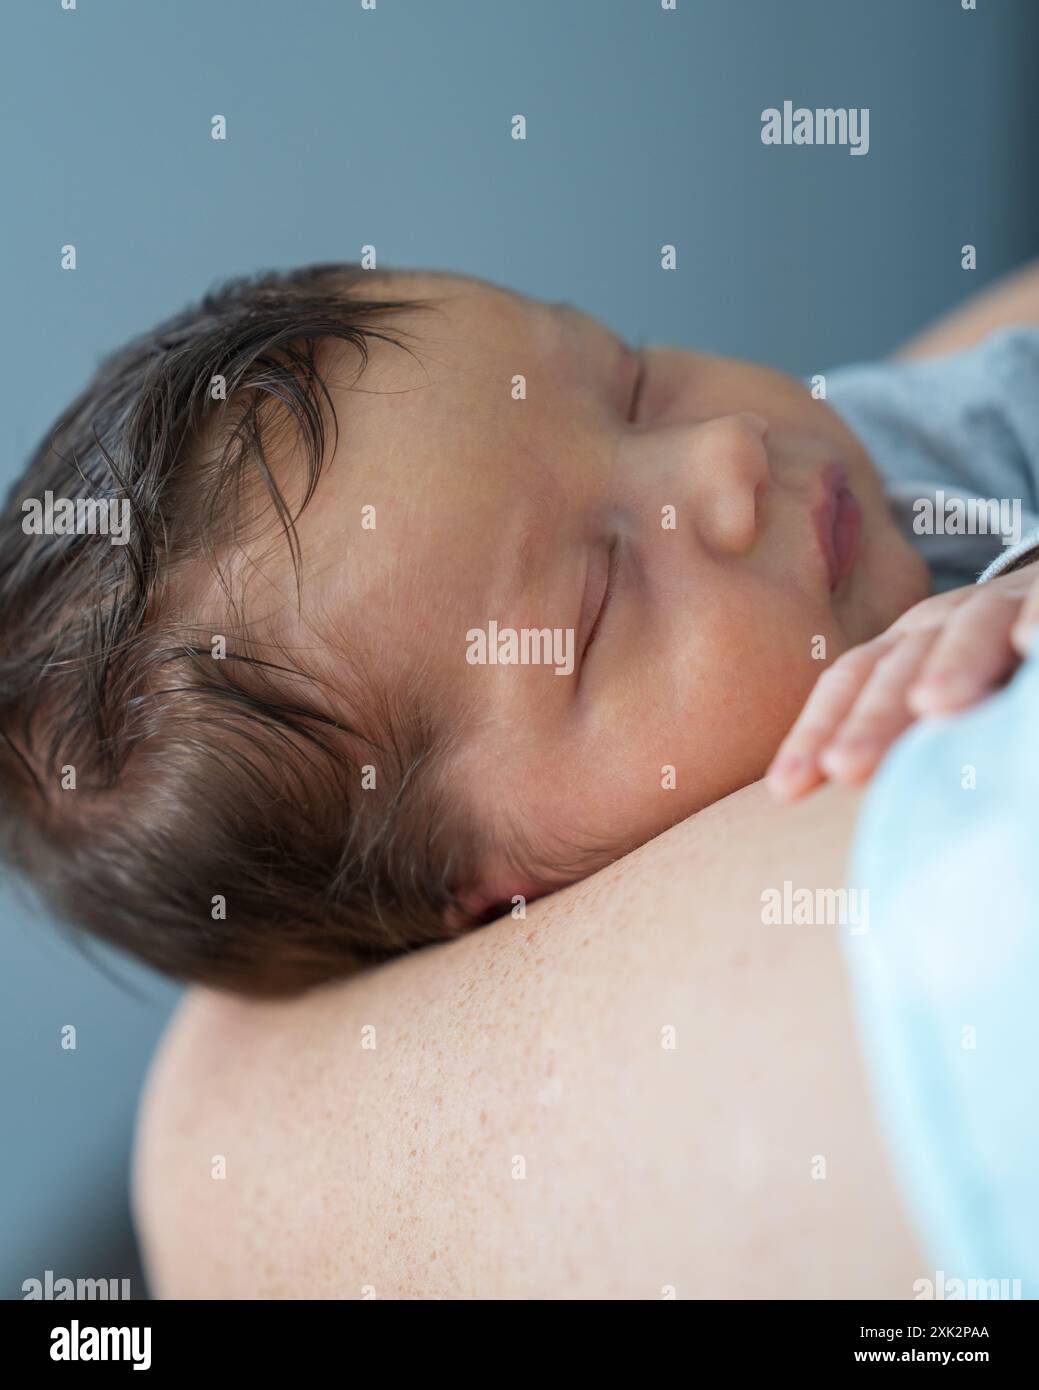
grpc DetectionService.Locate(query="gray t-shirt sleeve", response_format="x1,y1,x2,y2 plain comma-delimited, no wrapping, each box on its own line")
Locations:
822,327,1039,590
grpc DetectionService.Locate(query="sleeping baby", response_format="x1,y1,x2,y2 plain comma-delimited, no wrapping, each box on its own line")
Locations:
2,264,1037,994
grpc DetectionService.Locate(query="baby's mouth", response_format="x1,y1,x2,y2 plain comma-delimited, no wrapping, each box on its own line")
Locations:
812,463,862,592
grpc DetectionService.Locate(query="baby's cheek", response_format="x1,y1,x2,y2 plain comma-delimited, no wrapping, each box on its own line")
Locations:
549,601,848,843
691,604,843,766
767,613,850,712
707,592,839,696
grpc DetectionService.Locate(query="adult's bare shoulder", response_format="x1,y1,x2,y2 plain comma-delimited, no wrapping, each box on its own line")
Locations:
894,258,1039,360
133,780,922,1299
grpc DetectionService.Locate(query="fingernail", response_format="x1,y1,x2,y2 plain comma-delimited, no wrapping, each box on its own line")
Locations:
914,668,961,690
771,751,804,774
765,752,806,794
819,738,874,772
910,674,974,708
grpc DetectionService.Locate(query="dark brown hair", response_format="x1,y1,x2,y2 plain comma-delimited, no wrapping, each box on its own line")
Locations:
0,264,490,996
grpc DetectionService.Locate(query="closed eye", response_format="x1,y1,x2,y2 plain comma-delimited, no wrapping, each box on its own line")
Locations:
628,346,647,424
583,539,617,663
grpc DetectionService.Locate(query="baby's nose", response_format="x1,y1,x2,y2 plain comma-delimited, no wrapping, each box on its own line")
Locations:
688,412,770,557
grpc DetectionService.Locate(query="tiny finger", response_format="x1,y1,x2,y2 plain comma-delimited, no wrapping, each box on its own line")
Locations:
1011,580,1039,659
766,636,894,799
818,629,938,783
908,589,1020,714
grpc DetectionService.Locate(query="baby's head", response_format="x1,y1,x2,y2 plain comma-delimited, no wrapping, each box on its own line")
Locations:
0,266,929,994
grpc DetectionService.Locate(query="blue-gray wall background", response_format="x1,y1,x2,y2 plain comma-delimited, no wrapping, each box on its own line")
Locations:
2,0,1037,1298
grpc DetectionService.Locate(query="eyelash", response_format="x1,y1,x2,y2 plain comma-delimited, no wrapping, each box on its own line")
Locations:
628,348,646,423
584,539,617,659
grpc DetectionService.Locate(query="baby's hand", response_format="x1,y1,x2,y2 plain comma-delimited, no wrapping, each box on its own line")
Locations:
766,563,1039,800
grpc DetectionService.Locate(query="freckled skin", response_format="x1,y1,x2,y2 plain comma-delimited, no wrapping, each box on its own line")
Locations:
135,781,925,1299
283,271,929,911
133,262,1039,1301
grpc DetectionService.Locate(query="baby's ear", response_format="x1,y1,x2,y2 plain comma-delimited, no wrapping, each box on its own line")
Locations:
443,880,507,932
443,865,541,932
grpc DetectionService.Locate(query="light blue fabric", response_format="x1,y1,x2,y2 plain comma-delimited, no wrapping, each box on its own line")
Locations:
827,325,1039,1294
824,327,1039,591
845,653,1039,1297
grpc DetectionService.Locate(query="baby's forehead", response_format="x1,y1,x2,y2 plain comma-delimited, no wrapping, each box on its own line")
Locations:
177,524,421,762
325,275,562,393
225,474,464,738
232,280,586,722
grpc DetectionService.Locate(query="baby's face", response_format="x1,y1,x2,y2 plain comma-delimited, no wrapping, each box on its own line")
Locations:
284,272,929,912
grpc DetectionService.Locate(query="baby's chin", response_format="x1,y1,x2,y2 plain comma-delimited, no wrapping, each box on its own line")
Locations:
853,522,932,641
